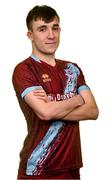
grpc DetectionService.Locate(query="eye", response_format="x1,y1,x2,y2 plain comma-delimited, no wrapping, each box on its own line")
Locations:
39,27,46,32
38,26,47,32
52,26,59,31
53,27,59,31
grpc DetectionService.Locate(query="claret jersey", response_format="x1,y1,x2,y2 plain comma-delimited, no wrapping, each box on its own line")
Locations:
12,55,89,178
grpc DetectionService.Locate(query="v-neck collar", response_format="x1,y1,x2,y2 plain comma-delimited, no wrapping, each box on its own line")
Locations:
31,54,57,68
31,54,41,63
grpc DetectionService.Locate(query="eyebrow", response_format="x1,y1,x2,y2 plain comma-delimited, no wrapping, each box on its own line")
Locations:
37,23,60,29
37,25,47,29
52,24,60,27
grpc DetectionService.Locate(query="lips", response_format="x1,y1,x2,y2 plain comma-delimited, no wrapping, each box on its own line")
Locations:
45,42,57,44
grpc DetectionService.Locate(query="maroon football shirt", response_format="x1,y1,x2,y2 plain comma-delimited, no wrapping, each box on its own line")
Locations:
12,55,89,178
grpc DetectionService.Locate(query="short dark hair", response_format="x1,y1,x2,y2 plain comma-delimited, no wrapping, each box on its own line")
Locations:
26,5,60,30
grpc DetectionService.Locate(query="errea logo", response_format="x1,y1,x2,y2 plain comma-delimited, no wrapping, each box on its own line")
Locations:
42,74,51,82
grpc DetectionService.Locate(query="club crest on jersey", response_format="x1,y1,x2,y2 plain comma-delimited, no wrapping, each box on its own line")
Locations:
42,74,51,82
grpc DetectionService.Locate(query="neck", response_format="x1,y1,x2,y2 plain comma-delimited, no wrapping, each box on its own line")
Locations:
32,51,56,66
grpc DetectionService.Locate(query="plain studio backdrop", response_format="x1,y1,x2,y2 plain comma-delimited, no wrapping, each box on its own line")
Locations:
0,0,110,179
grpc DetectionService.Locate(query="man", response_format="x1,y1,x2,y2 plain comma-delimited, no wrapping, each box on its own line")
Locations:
12,5,99,179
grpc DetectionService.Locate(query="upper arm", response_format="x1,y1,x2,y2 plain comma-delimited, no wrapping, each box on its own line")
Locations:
75,63,97,107
24,91,49,120
12,62,42,95
75,63,99,118
79,89,97,107
79,89,99,119
12,62,47,119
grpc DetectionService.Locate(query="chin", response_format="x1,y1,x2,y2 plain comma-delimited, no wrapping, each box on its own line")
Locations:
45,52,56,55
45,49,56,55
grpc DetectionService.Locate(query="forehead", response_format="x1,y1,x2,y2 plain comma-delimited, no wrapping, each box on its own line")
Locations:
32,17,60,28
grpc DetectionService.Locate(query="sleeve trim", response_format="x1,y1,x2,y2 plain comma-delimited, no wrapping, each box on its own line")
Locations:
21,86,43,98
78,85,90,93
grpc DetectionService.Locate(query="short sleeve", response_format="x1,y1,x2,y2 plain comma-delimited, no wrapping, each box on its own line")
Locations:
12,62,43,98
74,63,90,93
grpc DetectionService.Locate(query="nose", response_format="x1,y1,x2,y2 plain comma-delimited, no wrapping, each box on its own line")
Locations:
47,29,55,39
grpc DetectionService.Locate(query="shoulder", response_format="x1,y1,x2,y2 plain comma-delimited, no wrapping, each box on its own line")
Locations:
12,57,34,85
12,57,38,80
57,58,78,67
13,57,32,72
57,59,81,74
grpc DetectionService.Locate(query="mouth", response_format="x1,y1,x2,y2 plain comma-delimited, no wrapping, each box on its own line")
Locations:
45,42,57,45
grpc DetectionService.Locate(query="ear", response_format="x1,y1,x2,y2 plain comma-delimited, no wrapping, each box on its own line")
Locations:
27,31,33,40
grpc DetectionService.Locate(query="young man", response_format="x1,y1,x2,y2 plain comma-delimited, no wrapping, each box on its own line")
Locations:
12,5,99,179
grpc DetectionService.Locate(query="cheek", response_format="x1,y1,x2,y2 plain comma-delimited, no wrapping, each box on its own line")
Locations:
56,32,60,39
33,37,44,48
33,35,41,44
34,33,45,42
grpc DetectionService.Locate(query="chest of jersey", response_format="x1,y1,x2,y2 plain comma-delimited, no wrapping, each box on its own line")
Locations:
31,59,79,101
31,61,65,96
